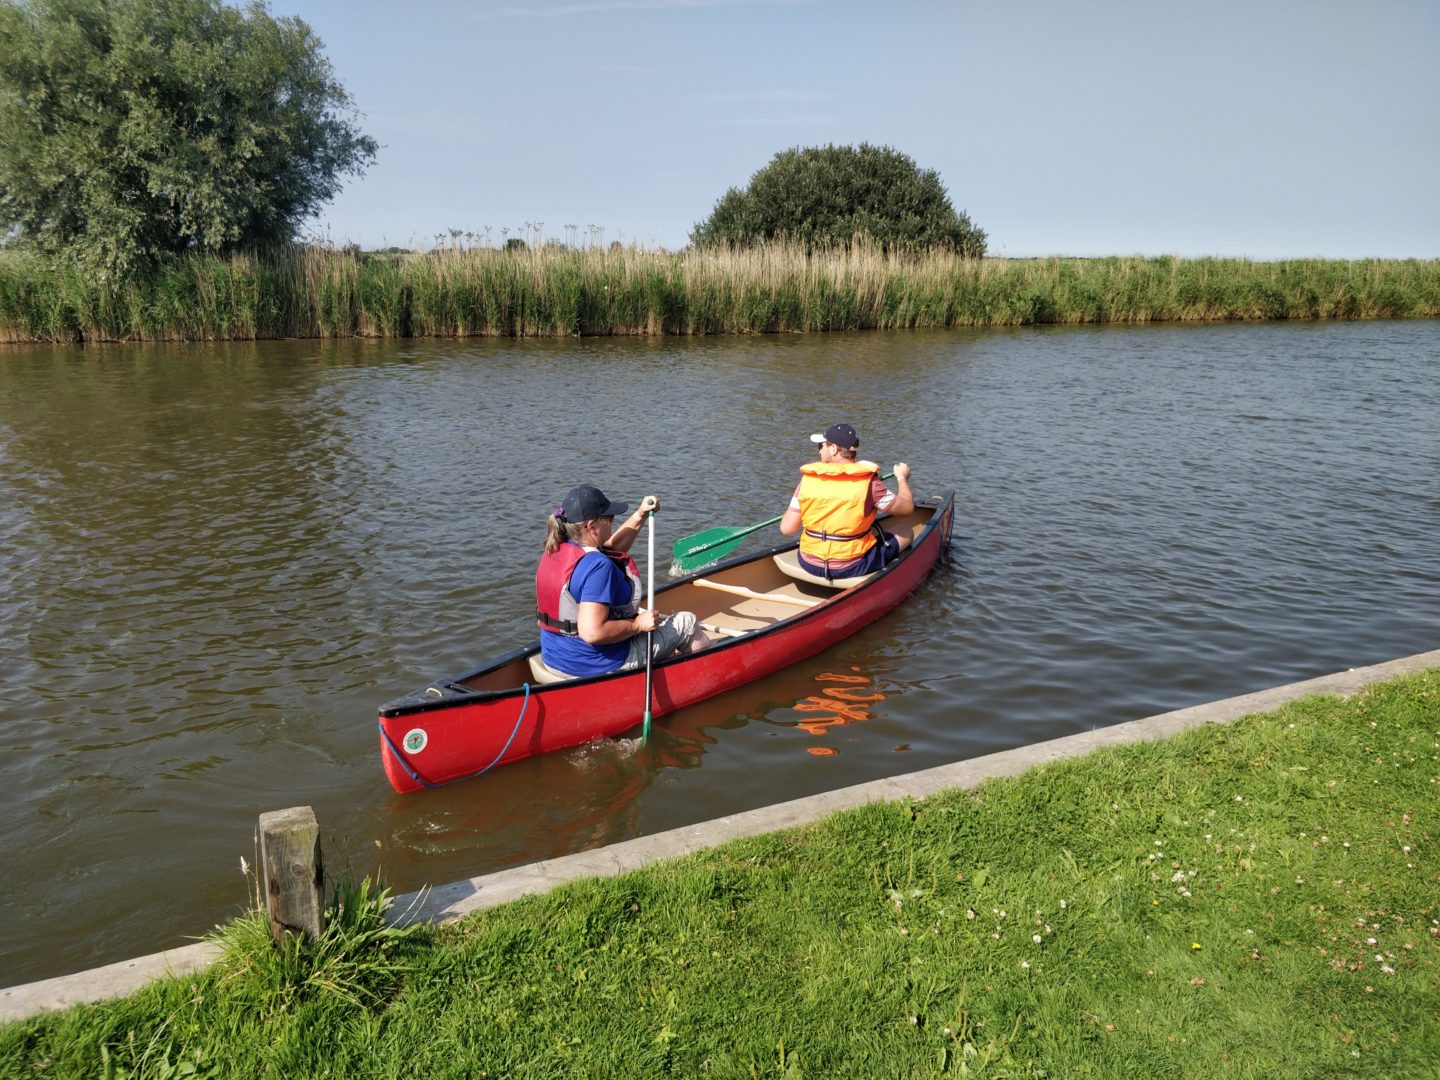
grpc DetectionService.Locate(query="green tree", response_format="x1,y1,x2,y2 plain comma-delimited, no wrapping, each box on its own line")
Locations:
691,143,986,256
0,0,377,275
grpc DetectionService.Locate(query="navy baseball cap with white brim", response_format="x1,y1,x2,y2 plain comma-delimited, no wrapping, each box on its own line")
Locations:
809,422,860,449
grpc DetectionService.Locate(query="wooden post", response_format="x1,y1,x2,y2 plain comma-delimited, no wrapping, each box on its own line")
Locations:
258,806,325,943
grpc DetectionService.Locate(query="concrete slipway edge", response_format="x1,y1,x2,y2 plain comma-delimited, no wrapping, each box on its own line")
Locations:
5,647,1437,1024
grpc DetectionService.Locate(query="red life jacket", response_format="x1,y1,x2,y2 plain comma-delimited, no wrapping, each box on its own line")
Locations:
536,543,641,635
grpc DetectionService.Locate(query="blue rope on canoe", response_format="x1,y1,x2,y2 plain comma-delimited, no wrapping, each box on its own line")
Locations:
378,682,532,790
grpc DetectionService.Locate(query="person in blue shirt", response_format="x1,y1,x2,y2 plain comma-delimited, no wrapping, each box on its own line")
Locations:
536,484,706,677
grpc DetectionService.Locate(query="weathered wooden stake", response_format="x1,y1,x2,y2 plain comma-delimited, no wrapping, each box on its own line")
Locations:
258,806,325,943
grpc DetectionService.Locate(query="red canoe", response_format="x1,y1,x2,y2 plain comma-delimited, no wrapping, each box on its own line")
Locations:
378,493,955,793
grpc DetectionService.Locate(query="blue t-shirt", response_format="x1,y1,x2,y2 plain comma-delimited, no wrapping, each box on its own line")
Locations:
539,550,635,676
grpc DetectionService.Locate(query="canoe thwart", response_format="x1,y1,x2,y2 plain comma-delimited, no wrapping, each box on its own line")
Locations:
691,578,822,608
699,621,749,639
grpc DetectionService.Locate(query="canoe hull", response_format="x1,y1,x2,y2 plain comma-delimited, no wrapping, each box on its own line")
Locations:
378,495,954,793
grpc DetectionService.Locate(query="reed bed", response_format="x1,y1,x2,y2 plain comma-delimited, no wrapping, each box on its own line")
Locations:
1,243,1437,343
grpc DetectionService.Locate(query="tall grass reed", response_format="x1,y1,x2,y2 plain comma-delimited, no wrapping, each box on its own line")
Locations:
2,243,1436,343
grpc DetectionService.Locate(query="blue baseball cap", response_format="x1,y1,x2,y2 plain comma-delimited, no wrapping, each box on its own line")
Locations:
559,484,628,522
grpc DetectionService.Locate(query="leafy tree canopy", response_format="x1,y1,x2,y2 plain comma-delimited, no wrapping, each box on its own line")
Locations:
0,0,377,275
691,143,986,256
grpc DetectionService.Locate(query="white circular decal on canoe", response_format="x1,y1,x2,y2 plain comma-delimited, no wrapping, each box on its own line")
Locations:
403,729,428,754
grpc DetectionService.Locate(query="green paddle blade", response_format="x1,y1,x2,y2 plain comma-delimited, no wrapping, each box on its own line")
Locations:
671,527,747,573
671,472,893,575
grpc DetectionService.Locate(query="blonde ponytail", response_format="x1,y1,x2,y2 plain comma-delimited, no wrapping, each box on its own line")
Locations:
544,513,585,554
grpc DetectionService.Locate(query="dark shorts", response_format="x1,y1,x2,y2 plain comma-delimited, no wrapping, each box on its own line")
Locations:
797,531,900,579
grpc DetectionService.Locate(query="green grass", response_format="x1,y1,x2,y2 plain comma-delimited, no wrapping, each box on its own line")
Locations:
2,670,1437,1077
1,244,1437,341
204,876,420,1019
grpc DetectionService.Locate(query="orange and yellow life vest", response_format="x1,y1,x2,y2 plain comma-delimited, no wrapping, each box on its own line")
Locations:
797,460,880,564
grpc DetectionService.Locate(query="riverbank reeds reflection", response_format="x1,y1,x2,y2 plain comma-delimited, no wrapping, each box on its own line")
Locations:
2,242,1436,342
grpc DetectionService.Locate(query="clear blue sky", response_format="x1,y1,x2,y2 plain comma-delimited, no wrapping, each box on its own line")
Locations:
284,0,1439,258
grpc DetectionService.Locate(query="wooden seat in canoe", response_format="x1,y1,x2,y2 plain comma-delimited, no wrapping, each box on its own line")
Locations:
771,548,876,589
527,653,574,684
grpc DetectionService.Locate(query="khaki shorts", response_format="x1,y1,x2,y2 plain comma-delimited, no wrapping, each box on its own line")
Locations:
620,610,698,670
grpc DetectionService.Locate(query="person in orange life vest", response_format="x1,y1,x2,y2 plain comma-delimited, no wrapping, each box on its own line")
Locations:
536,484,708,678
778,422,914,579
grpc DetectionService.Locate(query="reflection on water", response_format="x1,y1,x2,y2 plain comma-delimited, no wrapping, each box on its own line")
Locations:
792,670,886,738
767,667,887,743
2,322,1438,986
388,742,653,867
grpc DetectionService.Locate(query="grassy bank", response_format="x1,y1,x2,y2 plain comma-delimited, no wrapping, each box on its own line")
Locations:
1,244,1438,342
3,670,1436,1077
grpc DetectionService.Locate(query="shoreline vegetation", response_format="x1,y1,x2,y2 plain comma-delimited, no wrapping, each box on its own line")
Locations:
1,242,1438,343
2,669,1435,1076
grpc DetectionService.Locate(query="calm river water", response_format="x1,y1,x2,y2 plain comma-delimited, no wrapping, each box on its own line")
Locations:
2,321,1437,986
